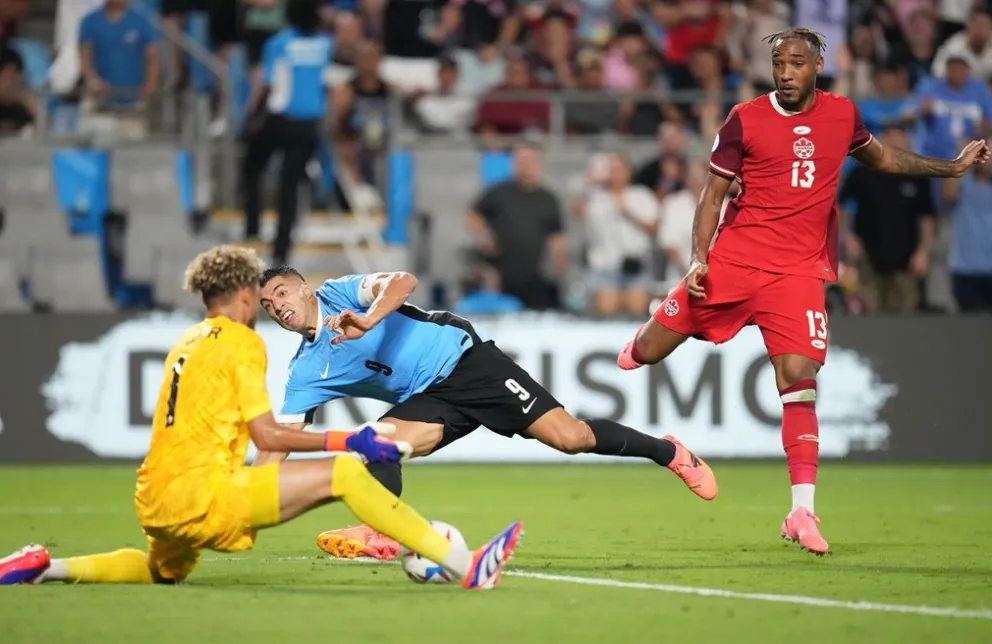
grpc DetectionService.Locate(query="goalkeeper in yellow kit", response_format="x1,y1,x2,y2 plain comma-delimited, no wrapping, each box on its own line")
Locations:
0,245,522,589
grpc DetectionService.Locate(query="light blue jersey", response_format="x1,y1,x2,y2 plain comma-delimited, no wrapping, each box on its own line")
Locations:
913,77,992,160
263,28,333,120
278,275,483,422
949,174,992,275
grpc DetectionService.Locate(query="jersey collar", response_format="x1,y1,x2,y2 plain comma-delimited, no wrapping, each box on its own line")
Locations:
308,299,326,344
769,90,818,117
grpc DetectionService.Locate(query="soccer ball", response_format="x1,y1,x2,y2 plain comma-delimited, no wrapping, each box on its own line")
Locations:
400,520,467,584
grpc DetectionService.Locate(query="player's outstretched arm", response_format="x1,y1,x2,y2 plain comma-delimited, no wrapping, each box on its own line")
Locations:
851,137,991,178
252,422,307,466
247,413,410,462
685,172,734,298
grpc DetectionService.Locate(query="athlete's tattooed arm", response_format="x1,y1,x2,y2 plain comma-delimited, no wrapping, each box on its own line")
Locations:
852,137,991,178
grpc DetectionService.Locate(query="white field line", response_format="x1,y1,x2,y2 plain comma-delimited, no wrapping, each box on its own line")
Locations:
199,555,992,621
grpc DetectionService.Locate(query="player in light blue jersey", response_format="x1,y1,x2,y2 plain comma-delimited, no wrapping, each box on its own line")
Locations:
259,267,718,559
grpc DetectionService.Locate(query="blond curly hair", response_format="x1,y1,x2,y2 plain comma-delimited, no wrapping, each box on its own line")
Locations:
183,245,264,303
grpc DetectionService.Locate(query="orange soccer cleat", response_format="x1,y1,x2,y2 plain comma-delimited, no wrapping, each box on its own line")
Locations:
663,435,718,500
316,525,400,560
781,507,830,555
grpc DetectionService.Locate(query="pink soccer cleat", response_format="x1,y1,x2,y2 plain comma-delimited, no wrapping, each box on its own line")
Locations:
0,544,50,585
461,521,523,591
617,341,644,371
781,508,830,555
316,525,400,560
664,435,718,500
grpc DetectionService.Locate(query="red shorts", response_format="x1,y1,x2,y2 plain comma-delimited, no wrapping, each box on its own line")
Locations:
655,254,830,363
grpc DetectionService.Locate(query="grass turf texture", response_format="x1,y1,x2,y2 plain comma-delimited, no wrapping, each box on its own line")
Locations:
2,463,991,643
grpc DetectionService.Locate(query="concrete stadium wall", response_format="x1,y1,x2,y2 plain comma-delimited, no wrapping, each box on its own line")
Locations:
0,313,989,464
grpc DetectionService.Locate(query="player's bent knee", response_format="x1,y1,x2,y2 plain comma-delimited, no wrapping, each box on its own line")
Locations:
535,419,595,455
773,354,821,389
380,418,442,457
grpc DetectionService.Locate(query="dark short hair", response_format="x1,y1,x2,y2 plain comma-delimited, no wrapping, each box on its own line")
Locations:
763,28,827,54
542,8,572,25
614,20,644,39
286,0,320,34
260,265,305,288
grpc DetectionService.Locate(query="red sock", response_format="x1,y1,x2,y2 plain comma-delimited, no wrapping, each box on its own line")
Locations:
780,379,819,486
630,335,647,364
617,324,649,370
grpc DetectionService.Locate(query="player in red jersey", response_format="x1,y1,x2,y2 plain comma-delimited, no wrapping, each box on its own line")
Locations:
616,28,990,555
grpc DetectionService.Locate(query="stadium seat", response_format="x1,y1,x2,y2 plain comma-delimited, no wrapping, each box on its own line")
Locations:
413,145,482,298
109,146,218,285
150,239,217,310
29,239,114,311
0,259,30,312
10,38,53,91
0,144,95,289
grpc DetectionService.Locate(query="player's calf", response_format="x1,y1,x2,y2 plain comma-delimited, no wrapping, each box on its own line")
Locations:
1,546,158,584
617,318,688,370
524,410,717,500
773,354,821,518
527,412,596,454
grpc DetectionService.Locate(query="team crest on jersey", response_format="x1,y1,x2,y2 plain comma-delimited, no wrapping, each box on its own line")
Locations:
793,137,815,159
663,298,679,317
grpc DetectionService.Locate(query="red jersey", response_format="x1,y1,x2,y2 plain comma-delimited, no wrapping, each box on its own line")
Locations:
708,90,873,281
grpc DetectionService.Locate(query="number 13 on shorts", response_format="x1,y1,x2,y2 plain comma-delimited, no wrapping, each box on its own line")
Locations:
805,309,828,350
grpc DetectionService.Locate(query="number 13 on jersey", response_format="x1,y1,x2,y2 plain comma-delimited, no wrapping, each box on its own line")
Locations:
791,160,815,188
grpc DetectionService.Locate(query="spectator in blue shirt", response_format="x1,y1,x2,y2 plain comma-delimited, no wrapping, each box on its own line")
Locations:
453,261,525,316
908,55,992,211
911,55,992,162
942,160,992,313
79,0,159,105
242,0,333,265
857,65,914,135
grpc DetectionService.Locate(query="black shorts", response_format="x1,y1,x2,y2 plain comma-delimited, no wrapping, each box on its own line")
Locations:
382,340,563,453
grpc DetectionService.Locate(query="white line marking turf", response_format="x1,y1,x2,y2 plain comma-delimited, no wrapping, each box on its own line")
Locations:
200,555,992,621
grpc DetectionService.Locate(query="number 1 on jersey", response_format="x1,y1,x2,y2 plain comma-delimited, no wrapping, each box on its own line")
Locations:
791,160,815,188
165,355,187,427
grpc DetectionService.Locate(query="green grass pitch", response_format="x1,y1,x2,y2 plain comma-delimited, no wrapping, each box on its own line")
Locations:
2,463,991,643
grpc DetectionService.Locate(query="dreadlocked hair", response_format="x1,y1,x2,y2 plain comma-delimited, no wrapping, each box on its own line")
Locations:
184,244,264,304
762,28,827,54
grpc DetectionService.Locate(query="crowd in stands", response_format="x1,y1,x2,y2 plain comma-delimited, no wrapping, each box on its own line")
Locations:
0,0,991,315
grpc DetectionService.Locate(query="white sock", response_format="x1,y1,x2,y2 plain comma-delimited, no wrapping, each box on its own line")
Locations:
34,558,68,584
791,484,815,514
440,545,472,579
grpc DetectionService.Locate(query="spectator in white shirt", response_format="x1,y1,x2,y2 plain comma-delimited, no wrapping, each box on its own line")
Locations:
413,56,476,133
574,152,659,317
932,8,992,82
657,160,730,281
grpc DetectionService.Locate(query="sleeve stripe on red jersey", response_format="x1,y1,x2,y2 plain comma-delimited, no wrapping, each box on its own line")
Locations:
709,161,737,179
849,133,874,154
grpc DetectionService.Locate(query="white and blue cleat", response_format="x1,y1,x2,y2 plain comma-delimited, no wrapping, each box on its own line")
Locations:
461,521,523,590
